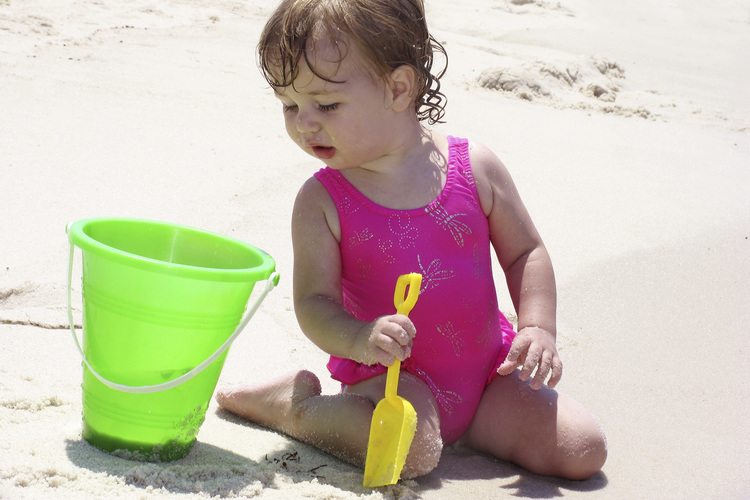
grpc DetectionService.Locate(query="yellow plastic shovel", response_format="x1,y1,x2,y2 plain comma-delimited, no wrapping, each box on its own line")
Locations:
363,272,422,487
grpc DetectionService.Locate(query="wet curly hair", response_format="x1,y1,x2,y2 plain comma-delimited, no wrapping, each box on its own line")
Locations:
258,0,448,124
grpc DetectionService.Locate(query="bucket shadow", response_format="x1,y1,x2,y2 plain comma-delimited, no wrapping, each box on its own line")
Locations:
65,437,272,497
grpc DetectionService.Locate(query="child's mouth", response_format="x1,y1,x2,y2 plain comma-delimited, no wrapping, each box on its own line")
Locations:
312,146,336,160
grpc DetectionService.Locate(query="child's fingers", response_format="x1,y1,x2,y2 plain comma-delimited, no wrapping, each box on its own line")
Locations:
355,316,413,366
529,351,553,390
495,361,516,376
383,316,415,347
496,337,528,375
374,317,415,363
527,350,563,390
392,314,417,340
518,343,542,382
496,352,515,374
496,327,564,389
547,356,563,388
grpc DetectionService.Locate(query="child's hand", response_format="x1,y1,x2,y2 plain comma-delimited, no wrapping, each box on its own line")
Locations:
497,326,562,390
352,314,417,367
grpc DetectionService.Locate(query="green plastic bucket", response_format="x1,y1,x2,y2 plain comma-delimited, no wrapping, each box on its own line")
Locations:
66,218,279,461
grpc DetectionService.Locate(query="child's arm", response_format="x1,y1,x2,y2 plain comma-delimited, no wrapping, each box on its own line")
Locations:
469,142,563,390
290,176,416,367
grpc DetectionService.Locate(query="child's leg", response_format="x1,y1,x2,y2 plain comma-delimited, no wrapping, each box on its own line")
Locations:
215,370,443,478
344,370,444,478
459,370,607,480
216,370,371,465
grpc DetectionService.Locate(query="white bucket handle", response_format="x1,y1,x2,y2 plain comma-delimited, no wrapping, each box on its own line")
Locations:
67,239,279,395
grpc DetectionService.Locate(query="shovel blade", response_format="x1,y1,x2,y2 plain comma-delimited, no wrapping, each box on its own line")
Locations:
363,395,418,487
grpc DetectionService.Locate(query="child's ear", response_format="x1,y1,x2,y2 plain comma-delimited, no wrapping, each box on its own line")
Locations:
387,65,417,112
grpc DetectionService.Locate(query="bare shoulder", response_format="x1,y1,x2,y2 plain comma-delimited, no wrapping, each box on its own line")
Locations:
295,174,331,205
293,175,341,243
466,140,516,216
467,140,513,184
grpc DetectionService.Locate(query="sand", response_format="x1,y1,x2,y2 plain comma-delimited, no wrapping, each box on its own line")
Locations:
1,0,749,498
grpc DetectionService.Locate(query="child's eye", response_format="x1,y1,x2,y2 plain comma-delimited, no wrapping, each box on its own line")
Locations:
282,103,298,113
318,103,339,112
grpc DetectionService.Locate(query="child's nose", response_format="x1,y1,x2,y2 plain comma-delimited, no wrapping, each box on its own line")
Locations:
296,108,320,133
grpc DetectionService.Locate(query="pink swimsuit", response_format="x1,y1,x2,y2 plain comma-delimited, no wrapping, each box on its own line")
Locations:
314,136,516,444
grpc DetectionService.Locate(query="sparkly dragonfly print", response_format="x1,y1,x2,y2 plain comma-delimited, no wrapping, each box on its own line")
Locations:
416,255,455,292
436,321,465,357
434,388,463,416
413,367,463,415
348,228,374,249
427,205,472,248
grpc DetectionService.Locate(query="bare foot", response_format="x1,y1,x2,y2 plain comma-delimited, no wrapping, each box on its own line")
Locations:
215,370,322,433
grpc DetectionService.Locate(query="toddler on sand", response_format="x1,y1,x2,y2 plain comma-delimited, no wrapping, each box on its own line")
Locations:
218,0,607,481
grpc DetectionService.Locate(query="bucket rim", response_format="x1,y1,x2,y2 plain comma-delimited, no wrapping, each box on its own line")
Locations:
67,217,276,282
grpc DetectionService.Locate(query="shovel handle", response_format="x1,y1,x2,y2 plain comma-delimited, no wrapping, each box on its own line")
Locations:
394,273,422,316
385,273,422,399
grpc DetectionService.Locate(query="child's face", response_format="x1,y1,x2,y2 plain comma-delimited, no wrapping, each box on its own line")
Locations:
273,37,400,170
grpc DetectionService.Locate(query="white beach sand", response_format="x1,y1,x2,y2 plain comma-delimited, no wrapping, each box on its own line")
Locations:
1,0,749,498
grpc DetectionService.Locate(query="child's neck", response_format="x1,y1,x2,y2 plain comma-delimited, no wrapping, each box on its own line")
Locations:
341,126,449,210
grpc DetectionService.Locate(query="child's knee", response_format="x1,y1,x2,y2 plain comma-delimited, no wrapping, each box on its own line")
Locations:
558,423,607,480
580,425,607,478
401,422,443,478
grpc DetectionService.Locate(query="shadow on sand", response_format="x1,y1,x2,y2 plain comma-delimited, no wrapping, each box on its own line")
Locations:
215,408,608,499
412,444,608,498
65,434,272,497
